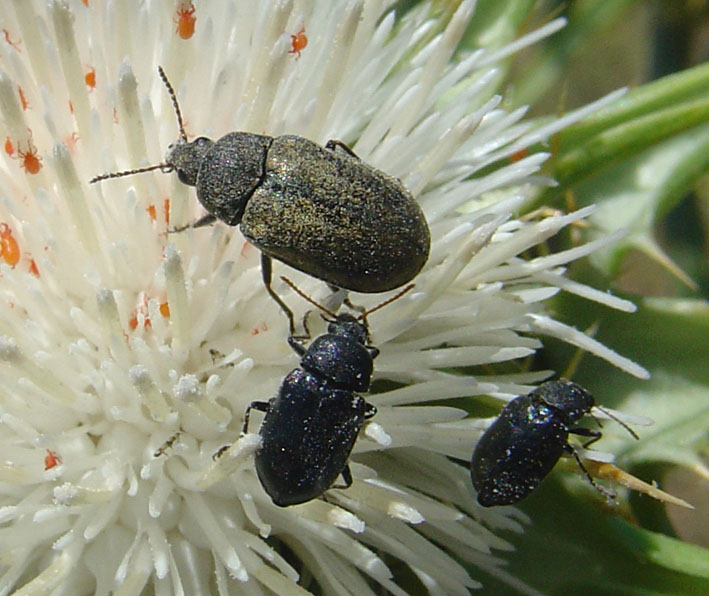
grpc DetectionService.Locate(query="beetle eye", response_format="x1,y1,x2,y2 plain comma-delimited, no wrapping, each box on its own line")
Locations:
176,168,191,185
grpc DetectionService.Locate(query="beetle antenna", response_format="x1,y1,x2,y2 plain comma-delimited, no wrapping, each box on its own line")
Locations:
89,162,173,184
595,405,640,440
280,276,337,319
158,66,187,142
359,284,415,321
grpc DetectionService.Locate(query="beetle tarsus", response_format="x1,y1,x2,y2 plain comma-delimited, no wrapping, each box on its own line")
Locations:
566,444,616,500
333,465,353,489
325,139,360,159
242,400,270,435
168,213,218,233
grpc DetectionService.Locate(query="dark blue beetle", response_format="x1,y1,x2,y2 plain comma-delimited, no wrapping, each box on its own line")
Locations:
243,280,412,507
470,379,636,507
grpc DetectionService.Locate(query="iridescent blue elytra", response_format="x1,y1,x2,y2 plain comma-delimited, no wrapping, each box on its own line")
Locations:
242,313,378,507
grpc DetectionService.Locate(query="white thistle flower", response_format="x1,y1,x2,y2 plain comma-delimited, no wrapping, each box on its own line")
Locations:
0,1,648,595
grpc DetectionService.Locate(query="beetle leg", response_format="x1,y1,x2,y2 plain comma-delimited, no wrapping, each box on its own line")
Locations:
364,402,377,419
287,334,307,357
564,443,616,500
191,213,219,228
241,400,270,435
169,213,217,233
261,253,296,335
287,310,314,354
330,464,354,490
325,139,360,160
343,295,365,314
569,426,602,448
211,444,230,461
207,348,234,368
153,431,182,457
300,309,313,339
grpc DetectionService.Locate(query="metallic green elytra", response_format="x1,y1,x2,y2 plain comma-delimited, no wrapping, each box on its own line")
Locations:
167,133,430,292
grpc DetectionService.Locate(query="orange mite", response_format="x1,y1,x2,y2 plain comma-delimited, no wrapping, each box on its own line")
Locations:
129,298,151,330
4,137,15,156
289,26,307,58
17,137,42,174
129,296,170,330
0,224,20,267
85,67,96,90
18,86,29,110
508,148,528,163
146,198,170,225
251,321,268,335
174,2,196,40
2,29,21,52
29,258,39,277
163,198,170,224
128,310,147,330
129,293,149,330
44,449,62,470
128,311,142,330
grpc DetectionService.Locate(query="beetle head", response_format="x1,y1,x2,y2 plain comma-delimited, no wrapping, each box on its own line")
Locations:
165,137,213,186
328,314,368,345
535,378,594,423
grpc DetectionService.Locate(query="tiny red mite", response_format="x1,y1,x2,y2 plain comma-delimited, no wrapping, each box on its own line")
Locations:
174,2,196,40
0,224,20,267
85,67,96,90
18,86,29,110
3,29,21,52
289,26,307,58
508,148,528,163
17,138,42,174
44,449,61,470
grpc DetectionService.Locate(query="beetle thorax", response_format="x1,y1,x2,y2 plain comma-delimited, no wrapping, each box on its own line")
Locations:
165,136,213,186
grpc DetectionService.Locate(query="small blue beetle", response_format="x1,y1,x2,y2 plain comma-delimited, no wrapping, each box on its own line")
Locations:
243,279,413,506
471,379,638,507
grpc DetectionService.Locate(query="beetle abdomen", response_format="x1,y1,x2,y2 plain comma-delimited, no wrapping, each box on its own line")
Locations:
241,135,430,292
